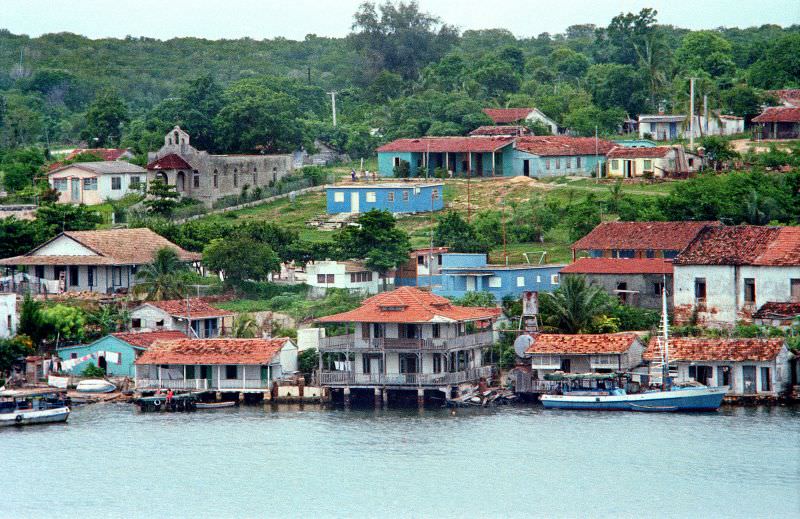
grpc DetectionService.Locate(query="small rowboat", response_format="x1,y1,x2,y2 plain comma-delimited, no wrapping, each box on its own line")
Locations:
76,379,117,393
196,401,237,409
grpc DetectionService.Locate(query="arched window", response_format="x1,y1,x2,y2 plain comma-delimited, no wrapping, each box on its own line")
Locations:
233,174,238,188
174,130,180,144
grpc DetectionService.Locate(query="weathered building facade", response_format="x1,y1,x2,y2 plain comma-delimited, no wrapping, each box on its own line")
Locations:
526,333,645,375
560,258,674,309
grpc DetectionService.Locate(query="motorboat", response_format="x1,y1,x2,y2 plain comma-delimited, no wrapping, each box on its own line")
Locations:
0,388,70,426
76,379,117,393
196,401,238,409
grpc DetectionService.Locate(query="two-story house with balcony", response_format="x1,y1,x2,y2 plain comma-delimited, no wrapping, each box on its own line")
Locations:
129,299,234,338
673,226,800,326
316,286,501,406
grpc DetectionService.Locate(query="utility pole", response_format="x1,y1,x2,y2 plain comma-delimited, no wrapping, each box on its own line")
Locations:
595,125,599,183
689,77,696,150
327,91,337,127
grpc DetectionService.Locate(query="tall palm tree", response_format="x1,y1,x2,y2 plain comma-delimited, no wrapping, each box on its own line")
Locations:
231,313,259,338
540,275,612,334
134,247,188,301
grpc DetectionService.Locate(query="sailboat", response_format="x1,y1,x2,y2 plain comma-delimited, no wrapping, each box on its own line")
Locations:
540,278,728,412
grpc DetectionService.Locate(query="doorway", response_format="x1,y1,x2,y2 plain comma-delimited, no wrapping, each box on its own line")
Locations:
399,354,418,374
98,355,107,374
71,178,81,202
523,159,530,177
350,192,360,213
475,154,483,176
742,365,757,394
560,358,571,373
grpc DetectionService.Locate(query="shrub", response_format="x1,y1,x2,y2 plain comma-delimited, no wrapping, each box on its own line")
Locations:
82,363,106,378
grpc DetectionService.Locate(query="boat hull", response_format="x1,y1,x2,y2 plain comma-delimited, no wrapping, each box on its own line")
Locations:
0,406,70,426
541,387,727,412
76,380,116,393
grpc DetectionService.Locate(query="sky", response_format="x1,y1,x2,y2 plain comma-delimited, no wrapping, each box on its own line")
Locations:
1,0,798,40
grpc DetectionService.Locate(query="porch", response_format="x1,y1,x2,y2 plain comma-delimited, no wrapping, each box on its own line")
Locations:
319,330,495,352
318,365,494,387
135,363,277,392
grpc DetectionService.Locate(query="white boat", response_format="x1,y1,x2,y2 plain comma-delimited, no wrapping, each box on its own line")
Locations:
0,389,70,427
76,379,116,393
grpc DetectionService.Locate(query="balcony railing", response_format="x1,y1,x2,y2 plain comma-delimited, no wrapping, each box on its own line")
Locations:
136,378,270,390
318,366,493,386
319,330,495,352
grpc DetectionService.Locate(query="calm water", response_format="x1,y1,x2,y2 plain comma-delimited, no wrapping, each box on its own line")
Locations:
2,403,798,519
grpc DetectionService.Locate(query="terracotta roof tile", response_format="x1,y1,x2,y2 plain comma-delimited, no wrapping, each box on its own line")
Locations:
111,330,188,349
674,225,799,266
48,149,132,171
525,333,640,355
607,146,673,159
753,302,800,320
317,286,500,324
572,221,713,252
376,137,515,153
145,299,234,319
752,107,800,123
482,108,534,124
469,125,530,136
561,258,673,275
515,136,616,156
135,338,292,365
643,337,785,362
146,153,193,170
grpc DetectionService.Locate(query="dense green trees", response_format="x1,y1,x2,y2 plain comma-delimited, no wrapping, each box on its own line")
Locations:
81,89,129,147
337,210,410,273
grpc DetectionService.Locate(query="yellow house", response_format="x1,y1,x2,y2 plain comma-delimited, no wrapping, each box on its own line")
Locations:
48,161,147,205
606,146,676,179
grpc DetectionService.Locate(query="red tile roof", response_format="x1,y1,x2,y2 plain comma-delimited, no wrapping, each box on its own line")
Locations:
146,153,192,170
482,108,534,124
769,89,800,107
376,137,515,153
469,125,530,136
48,148,132,171
643,337,785,362
525,333,640,355
752,107,800,123
607,146,673,159
572,221,713,252
135,338,292,365
410,247,449,256
753,302,800,320
317,286,501,324
145,299,234,319
515,136,616,156
674,226,800,266
111,330,187,349
561,258,673,275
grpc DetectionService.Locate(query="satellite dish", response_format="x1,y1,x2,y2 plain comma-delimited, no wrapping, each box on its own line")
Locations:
513,334,535,358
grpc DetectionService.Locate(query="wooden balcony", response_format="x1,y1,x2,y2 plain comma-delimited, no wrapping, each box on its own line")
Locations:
136,378,270,391
318,366,494,387
319,330,495,352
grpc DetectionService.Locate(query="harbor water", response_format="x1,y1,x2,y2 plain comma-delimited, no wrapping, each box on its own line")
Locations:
2,403,798,518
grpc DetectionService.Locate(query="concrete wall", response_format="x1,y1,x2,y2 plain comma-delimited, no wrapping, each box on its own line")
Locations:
0,294,16,338
577,273,673,310
305,261,388,296
31,264,132,293
675,349,792,395
606,154,675,179
511,151,605,178
326,184,444,214
50,167,144,205
437,265,562,300
674,265,800,325
57,336,140,377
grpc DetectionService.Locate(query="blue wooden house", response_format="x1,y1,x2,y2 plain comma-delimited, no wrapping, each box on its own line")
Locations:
376,137,516,177
434,253,565,301
326,182,444,214
511,136,615,177
56,331,186,377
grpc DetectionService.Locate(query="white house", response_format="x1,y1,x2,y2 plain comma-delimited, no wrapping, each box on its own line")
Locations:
130,299,234,338
134,338,298,392
644,337,793,397
673,226,800,326
305,260,392,297
525,333,645,375
482,107,559,134
48,161,147,205
0,228,201,294
0,293,16,339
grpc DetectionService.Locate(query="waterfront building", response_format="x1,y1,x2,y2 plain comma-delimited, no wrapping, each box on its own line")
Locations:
134,337,298,392
129,299,234,338
56,331,186,377
326,182,443,214
643,337,793,397
0,228,200,294
525,333,645,375
570,221,713,261
48,161,147,204
305,260,392,297
560,258,674,309
435,253,563,301
395,247,449,288
316,287,500,405
672,225,800,326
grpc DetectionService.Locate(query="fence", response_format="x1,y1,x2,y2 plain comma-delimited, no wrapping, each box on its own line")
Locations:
319,331,495,352
318,366,494,386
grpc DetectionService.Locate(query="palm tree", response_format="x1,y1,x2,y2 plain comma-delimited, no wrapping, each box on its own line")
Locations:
231,313,259,338
134,247,188,301
540,275,612,334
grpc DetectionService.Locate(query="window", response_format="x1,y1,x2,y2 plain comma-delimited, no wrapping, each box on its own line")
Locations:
517,276,525,287
350,272,373,283
760,367,771,392
488,276,502,288
555,158,560,169
432,188,439,200
111,177,122,190
393,157,400,167
402,190,409,201
576,157,581,168
87,266,95,287
432,323,440,339
616,249,635,259
372,323,385,339
130,176,142,189
694,278,707,301
113,267,122,286
643,159,652,170
366,192,376,203
193,172,200,188
566,157,571,169
155,320,164,328
334,192,345,203
131,318,142,329
387,192,395,202
317,274,326,284
551,274,559,285
213,174,218,188
531,355,560,368
233,174,238,187
792,279,800,302
186,365,196,379
54,178,67,191
645,249,656,258
417,255,425,265
653,281,664,296
744,278,756,304
536,275,541,283
69,266,79,286
663,250,678,259
433,353,443,373
545,159,550,170
326,274,334,283
34,266,44,279
225,365,238,379
83,178,98,191
611,160,619,170
71,353,77,360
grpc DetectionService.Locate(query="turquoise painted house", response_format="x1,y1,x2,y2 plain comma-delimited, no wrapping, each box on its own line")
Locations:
56,331,186,377
326,182,444,214
511,136,616,177
376,136,516,177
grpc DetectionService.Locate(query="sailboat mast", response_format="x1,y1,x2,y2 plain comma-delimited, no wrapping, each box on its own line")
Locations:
661,274,670,386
